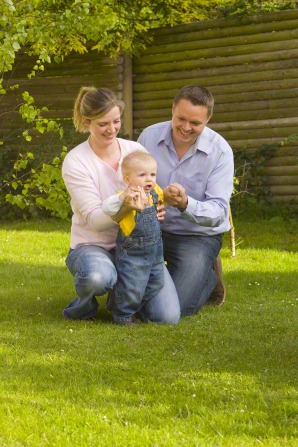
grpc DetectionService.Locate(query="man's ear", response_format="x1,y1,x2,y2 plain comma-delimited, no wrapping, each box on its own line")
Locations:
206,113,212,125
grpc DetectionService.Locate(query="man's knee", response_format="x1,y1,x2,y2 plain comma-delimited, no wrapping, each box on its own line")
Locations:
153,308,180,324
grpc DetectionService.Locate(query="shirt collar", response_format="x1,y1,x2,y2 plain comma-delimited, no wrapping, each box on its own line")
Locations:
195,127,213,155
157,121,172,145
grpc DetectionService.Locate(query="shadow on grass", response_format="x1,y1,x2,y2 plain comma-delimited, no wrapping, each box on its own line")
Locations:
0,260,113,324
0,218,70,233
0,261,297,384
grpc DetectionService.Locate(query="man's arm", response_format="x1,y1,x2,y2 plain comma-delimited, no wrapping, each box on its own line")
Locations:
165,152,234,227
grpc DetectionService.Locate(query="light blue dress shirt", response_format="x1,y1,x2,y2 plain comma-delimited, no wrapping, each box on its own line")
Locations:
138,120,234,236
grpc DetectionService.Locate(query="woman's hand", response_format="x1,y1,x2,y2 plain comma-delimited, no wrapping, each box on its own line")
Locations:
164,183,188,211
156,199,165,221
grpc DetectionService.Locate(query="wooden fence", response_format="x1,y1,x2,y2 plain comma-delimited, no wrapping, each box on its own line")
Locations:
133,9,298,204
1,9,298,203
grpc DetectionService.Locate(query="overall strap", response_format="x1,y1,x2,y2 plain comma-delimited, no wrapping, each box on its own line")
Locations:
151,188,159,207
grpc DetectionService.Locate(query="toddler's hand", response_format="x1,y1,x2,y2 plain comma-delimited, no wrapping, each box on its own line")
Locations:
124,186,148,211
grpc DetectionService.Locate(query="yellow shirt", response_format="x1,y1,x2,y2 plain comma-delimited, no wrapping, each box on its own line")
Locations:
119,184,164,236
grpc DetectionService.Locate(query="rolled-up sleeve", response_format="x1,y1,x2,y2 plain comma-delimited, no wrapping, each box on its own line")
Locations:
184,151,234,227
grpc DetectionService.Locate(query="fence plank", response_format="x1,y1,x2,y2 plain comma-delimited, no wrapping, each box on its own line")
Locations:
135,58,298,84
141,28,298,57
266,156,298,167
133,79,298,102
136,39,298,65
263,175,298,186
151,10,298,37
150,18,298,46
261,166,298,176
269,185,298,195
134,48,298,74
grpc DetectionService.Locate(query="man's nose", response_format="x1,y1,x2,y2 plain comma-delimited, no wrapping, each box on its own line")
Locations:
182,121,191,131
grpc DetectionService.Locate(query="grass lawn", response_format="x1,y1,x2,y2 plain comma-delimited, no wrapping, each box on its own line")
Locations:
0,217,297,447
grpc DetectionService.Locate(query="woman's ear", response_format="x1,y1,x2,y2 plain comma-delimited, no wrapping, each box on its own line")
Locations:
82,117,90,127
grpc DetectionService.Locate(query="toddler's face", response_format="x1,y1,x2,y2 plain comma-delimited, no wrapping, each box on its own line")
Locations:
125,159,157,193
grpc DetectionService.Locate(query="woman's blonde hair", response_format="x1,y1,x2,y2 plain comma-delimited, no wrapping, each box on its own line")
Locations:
73,86,125,133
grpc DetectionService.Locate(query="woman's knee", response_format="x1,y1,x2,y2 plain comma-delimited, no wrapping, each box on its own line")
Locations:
75,261,117,296
90,268,117,290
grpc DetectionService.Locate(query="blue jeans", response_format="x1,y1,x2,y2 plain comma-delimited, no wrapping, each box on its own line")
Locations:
113,238,164,323
113,198,164,323
63,244,180,323
162,232,223,316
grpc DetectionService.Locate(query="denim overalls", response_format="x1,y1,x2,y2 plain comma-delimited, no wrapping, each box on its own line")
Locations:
112,189,164,323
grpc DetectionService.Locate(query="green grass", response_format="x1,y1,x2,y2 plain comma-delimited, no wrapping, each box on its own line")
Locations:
0,217,297,447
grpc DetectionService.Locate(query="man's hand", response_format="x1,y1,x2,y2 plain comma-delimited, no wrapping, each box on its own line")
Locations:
164,183,188,211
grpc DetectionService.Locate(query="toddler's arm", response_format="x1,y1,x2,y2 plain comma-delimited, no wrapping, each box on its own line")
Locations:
102,193,124,216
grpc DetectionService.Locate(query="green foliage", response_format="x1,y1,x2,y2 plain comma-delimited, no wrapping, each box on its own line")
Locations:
0,0,219,75
18,91,63,142
232,133,298,219
219,0,298,17
3,147,71,219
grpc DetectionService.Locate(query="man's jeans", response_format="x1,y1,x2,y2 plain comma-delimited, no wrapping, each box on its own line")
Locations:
162,232,223,316
63,244,180,323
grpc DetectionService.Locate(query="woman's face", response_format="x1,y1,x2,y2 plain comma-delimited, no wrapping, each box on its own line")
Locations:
87,106,121,147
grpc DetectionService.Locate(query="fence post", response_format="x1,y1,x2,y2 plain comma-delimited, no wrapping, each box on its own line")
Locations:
122,53,133,139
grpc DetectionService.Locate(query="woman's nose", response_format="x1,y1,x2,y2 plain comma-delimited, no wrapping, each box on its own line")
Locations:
107,123,115,133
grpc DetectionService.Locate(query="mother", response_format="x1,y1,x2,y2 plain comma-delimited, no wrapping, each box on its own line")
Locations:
62,86,180,323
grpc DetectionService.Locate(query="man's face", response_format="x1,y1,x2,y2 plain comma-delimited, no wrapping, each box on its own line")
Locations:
171,99,210,147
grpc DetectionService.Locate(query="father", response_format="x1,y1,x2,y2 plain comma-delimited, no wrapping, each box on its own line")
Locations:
138,85,234,316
